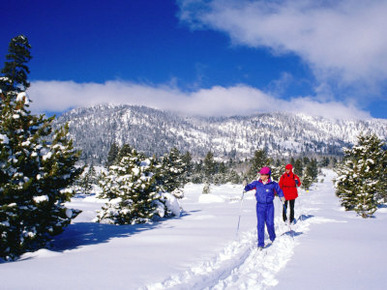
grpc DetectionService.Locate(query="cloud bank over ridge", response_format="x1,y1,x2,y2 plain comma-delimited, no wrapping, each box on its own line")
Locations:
29,80,370,119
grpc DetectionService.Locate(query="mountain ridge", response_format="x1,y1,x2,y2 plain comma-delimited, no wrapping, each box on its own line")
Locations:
54,104,387,165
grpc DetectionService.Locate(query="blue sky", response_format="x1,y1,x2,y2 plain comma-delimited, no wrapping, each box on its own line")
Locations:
1,0,386,119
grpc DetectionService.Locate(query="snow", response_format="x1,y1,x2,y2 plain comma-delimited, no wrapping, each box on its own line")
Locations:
1,169,387,289
199,193,226,203
0,134,9,144
33,195,49,203
16,92,29,104
42,152,53,161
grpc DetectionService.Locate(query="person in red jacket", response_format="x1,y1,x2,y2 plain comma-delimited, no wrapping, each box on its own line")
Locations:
279,164,301,224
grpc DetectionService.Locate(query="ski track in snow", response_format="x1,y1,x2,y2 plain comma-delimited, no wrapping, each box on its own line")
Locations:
144,176,337,290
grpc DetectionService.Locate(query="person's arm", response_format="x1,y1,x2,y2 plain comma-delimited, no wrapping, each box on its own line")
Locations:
275,182,286,203
244,181,257,192
279,175,284,189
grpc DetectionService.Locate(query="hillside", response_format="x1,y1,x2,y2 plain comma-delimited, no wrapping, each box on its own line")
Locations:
55,104,387,164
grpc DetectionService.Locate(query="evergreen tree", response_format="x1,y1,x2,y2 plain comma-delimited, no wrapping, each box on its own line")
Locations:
0,35,31,96
335,134,386,218
320,157,330,167
301,174,314,190
97,147,182,224
303,156,310,167
106,142,119,167
302,159,318,190
270,162,283,182
0,35,82,260
247,149,271,181
307,159,318,180
80,164,96,195
203,151,216,182
114,144,133,166
181,151,192,179
97,147,160,224
157,147,187,197
227,169,242,184
294,158,303,177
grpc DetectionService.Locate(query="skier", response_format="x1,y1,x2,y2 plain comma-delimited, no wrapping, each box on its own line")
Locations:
279,164,302,224
244,167,285,249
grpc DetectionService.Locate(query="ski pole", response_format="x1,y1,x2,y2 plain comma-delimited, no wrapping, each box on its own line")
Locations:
236,190,246,237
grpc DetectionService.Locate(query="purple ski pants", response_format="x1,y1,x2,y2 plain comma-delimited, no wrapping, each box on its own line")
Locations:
256,202,275,247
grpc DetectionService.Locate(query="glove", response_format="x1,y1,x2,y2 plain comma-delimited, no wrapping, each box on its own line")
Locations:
242,180,247,187
280,197,286,203
295,180,299,186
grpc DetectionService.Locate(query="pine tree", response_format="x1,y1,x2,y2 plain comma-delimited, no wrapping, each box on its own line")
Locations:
302,159,318,190
181,151,193,180
247,149,271,181
97,147,164,224
307,159,318,180
80,164,96,195
0,35,31,96
294,158,303,177
335,134,386,218
0,35,82,260
157,147,187,197
203,151,216,182
106,142,119,167
270,160,284,182
115,144,133,165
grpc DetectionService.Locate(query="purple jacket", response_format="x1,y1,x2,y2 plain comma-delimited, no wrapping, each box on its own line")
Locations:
244,179,284,204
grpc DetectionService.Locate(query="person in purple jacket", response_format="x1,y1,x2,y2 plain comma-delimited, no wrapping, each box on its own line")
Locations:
244,166,285,250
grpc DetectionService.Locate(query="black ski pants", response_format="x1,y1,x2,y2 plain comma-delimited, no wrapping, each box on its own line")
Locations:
283,199,295,223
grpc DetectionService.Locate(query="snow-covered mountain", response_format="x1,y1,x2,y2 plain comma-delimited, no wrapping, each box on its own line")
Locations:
55,104,387,164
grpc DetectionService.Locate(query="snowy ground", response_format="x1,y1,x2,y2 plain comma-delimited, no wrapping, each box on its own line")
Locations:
1,169,387,289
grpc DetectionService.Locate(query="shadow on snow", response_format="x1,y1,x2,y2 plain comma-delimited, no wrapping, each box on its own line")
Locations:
281,230,303,237
297,214,314,222
50,210,198,252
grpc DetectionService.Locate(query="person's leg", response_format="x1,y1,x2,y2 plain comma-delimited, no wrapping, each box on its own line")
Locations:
289,199,295,223
256,203,266,247
282,199,288,222
266,202,276,242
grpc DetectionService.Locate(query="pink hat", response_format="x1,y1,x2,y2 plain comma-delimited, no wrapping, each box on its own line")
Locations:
259,167,271,175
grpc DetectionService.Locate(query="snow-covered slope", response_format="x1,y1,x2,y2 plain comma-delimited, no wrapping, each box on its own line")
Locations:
55,104,387,164
1,170,387,289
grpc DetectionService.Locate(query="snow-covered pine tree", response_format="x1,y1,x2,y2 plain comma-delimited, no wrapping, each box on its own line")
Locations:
79,164,96,195
227,169,242,184
97,147,180,224
270,161,284,182
0,35,82,260
247,149,272,181
157,147,186,198
0,35,31,96
335,134,386,218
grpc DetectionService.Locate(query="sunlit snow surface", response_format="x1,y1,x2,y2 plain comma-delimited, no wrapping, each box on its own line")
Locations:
1,169,387,289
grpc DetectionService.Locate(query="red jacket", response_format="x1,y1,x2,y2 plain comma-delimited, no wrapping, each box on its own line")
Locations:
279,172,301,200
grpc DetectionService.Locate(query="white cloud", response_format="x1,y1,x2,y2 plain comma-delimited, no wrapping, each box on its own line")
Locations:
28,80,370,119
177,0,387,88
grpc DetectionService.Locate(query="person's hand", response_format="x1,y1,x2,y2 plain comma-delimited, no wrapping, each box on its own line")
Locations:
280,197,286,203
